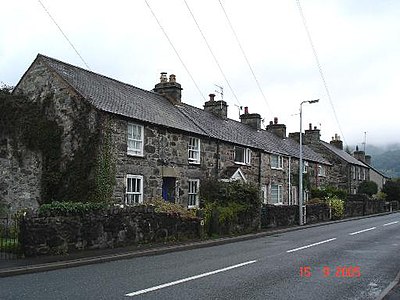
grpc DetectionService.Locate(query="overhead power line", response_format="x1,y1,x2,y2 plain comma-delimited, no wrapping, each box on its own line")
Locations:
218,0,273,115
183,0,242,107
37,0,91,70
295,0,347,147
144,0,206,102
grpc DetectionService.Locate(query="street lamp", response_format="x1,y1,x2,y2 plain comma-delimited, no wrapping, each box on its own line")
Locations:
299,99,319,226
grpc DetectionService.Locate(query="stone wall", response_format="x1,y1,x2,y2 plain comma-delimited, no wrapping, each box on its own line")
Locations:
19,206,201,257
0,140,41,214
261,203,330,228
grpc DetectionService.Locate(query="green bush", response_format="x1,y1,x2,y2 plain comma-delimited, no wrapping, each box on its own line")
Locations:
147,198,197,219
311,186,347,200
38,201,109,216
329,197,344,219
358,181,378,196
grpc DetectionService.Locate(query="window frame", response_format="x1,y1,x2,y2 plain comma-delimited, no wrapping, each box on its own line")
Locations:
127,123,144,157
234,146,251,165
188,179,200,208
303,161,309,174
271,154,283,170
271,184,283,205
188,137,201,164
125,174,143,205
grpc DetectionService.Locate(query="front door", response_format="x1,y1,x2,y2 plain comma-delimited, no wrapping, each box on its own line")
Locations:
162,177,176,202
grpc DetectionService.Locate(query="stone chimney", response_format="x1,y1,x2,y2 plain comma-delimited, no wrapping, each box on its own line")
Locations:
288,132,301,143
330,134,343,150
353,145,366,163
203,93,228,119
153,72,182,105
304,123,320,144
365,155,372,165
266,117,286,139
240,106,262,130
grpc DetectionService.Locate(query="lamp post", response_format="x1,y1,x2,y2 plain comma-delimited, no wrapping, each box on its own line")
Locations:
299,99,319,225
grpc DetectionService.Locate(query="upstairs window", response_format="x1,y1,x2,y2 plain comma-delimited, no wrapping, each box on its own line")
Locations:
318,165,326,177
271,155,283,169
188,179,200,208
352,166,356,180
303,161,309,174
126,175,143,204
188,137,201,164
271,184,283,204
234,146,251,165
127,123,144,156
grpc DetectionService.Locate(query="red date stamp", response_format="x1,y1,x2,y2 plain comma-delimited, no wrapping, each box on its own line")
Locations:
300,266,361,278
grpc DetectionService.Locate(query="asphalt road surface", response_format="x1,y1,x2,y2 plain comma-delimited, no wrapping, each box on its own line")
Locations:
1,212,399,300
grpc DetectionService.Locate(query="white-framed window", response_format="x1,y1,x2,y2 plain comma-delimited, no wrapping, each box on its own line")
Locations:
357,167,361,180
125,174,143,204
362,168,366,180
261,185,268,204
188,179,200,208
271,184,283,204
352,166,356,180
188,137,201,164
303,161,309,174
271,155,283,169
318,165,326,177
234,146,251,165
127,123,144,156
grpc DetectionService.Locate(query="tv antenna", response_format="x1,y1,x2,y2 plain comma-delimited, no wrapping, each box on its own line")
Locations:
214,84,224,100
362,131,367,152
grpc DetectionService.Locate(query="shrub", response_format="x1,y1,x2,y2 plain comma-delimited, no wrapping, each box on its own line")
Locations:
147,198,197,219
311,186,347,200
329,197,344,219
38,201,109,216
358,181,378,196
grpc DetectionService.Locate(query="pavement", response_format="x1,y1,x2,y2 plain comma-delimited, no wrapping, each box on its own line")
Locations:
1,211,399,299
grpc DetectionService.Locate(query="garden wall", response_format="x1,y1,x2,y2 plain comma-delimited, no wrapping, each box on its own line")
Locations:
19,206,201,257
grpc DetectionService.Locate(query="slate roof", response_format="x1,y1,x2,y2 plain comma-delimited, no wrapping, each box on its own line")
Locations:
33,54,329,165
320,141,368,167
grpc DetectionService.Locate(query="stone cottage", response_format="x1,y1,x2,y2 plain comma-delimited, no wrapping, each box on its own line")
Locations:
291,127,371,194
1,54,331,213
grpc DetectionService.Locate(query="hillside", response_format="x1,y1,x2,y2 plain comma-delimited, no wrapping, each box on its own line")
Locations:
372,149,400,179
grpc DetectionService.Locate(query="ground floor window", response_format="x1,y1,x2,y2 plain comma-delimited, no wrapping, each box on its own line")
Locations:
188,179,200,208
126,174,143,204
271,184,283,204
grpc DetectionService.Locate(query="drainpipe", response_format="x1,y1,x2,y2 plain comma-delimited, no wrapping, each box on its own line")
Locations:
258,151,262,187
288,156,292,205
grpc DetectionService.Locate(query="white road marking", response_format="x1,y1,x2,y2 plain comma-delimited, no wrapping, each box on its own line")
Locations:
349,227,376,235
125,260,257,297
383,221,399,226
286,238,337,253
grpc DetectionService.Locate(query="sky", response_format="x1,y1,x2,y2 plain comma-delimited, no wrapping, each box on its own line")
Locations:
1,0,400,149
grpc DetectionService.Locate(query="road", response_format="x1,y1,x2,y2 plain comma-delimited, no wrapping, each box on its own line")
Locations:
1,213,399,300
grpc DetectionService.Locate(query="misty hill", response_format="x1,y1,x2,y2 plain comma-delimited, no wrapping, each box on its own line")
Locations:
372,149,400,179
348,144,400,179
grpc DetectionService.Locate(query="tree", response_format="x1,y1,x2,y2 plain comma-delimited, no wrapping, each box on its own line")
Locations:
357,181,378,196
382,179,400,201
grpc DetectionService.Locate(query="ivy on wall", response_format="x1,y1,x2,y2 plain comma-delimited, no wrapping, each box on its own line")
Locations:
0,87,116,204
0,88,62,203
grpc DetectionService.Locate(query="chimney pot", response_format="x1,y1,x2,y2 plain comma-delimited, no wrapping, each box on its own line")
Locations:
314,126,317,130
309,123,312,130
169,74,176,82
160,72,168,83
244,106,249,114
274,117,278,124
269,121,273,125
209,93,215,101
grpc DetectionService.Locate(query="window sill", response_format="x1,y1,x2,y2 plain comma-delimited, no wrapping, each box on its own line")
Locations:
188,161,201,165
127,152,144,157
235,162,251,166
271,167,283,170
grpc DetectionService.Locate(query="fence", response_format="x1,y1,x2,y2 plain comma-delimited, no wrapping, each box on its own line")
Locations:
0,215,20,260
